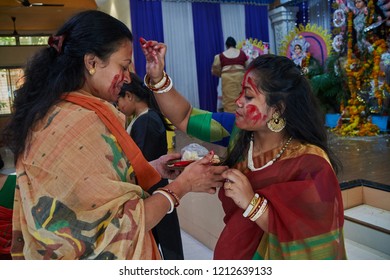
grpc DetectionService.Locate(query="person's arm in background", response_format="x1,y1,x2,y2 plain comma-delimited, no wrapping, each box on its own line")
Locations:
211,54,222,77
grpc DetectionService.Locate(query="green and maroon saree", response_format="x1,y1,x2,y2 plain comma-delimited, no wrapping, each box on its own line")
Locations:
186,108,346,260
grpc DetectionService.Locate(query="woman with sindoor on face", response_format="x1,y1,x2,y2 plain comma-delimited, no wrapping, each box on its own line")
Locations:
1,10,227,260
141,38,347,260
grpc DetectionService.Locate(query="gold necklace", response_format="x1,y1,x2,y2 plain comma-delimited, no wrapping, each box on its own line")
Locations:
247,135,293,171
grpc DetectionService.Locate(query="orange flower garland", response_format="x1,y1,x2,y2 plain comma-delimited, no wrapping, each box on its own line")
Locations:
371,39,387,107
332,9,383,137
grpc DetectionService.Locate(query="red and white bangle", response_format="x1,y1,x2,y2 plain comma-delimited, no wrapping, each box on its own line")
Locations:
154,77,173,94
249,198,268,222
243,193,260,217
153,190,174,214
159,188,180,207
144,71,167,90
144,72,173,94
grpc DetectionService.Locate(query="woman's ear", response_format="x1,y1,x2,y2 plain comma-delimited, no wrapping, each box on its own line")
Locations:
84,53,96,75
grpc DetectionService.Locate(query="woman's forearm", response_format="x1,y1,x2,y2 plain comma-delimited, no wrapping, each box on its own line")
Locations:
153,86,192,132
143,179,187,232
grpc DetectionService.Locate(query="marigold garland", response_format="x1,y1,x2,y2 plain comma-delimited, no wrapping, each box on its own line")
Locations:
332,0,389,137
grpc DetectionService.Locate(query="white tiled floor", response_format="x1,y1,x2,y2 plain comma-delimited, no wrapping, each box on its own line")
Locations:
181,230,390,260
181,230,213,260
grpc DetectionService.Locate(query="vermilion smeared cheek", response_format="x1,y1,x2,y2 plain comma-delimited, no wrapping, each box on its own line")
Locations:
245,104,267,124
108,74,121,95
245,104,261,123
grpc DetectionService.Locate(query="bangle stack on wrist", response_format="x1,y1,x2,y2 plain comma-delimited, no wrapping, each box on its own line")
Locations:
242,193,269,222
144,71,173,94
248,198,268,222
152,188,180,214
242,193,259,217
159,188,180,207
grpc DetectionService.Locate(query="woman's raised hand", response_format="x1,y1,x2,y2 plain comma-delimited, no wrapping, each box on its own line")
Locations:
140,37,166,82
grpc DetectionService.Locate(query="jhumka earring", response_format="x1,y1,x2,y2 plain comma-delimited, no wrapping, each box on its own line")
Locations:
267,112,286,132
89,68,96,75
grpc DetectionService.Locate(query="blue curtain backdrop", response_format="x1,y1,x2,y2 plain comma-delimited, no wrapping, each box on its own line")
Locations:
130,0,164,78
245,5,269,42
192,3,223,112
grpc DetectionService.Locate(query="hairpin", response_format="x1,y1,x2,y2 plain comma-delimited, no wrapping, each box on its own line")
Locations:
48,35,65,54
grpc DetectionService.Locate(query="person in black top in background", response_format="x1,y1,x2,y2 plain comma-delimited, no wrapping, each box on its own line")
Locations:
117,73,184,260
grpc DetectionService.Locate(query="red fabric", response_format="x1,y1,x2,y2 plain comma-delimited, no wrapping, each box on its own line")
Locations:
214,152,344,260
220,50,247,67
0,206,12,255
63,92,161,191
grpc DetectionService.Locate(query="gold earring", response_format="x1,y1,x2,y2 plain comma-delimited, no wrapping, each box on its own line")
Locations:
89,68,96,75
267,112,286,132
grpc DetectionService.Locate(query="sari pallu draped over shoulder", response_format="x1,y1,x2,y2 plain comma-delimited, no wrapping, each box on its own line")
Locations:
63,91,161,190
214,143,347,260
11,91,161,259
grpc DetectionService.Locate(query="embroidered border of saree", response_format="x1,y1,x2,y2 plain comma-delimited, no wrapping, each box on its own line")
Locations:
253,229,346,260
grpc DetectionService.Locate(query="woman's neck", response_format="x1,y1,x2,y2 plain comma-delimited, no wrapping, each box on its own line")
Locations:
252,131,286,154
134,102,149,117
